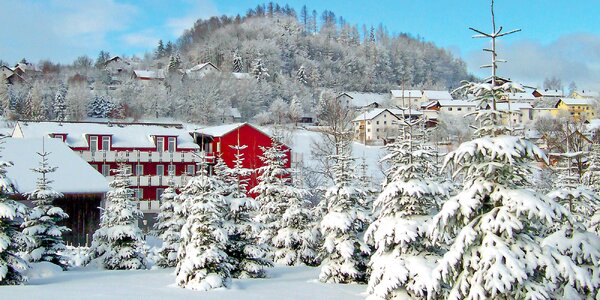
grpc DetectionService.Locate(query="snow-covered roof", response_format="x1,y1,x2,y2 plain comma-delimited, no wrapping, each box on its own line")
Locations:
423,90,453,100
343,92,389,108
229,108,242,119
352,108,421,122
13,121,199,149
506,92,536,101
496,102,532,112
534,89,563,97
187,62,219,72
2,138,108,194
133,70,165,79
193,123,271,139
557,98,595,106
573,90,599,98
232,72,252,79
438,100,477,107
390,89,423,98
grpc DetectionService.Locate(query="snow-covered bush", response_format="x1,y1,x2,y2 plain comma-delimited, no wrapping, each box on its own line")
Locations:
88,164,147,270
21,150,69,269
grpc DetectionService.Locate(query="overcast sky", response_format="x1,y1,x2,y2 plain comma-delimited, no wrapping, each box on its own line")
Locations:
1,0,599,90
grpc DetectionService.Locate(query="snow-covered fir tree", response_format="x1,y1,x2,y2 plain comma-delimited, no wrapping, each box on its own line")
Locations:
87,95,115,118
153,177,183,268
224,143,272,278
365,116,447,299
252,139,291,247
296,65,307,85
251,58,269,82
168,53,182,74
232,53,243,73
53,83,67,121
89,163,146,270
547,152,600,229
175,162,232,291
0,150,28,285
319,142,371,284
428,4,599,296
21,148,69,269
582,143,600,192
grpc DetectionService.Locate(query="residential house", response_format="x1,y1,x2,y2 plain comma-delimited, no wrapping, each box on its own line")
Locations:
571,90,599,99
554,98,596,121
184,62,220,80
337,92,389,110
191,123,291,192
103,56,132,75
533,89,564,102
390,89,453,108
11,121,201,224
3,138,109,246
132,69,166,81
353,108,422,145
495,102,534,126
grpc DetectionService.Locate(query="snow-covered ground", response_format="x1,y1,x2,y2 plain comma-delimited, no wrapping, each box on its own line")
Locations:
2,263,366,300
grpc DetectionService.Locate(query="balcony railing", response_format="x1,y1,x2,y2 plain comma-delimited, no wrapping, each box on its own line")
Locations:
78,150,215,164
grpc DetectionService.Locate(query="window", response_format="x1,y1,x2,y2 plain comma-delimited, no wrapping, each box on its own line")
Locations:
168,137,176,153
376,121,379,125
156,188,165,201
384,121,387,125
168,164,176,176
90,136,98,152
136,164,143,176
135,188,143,200
367,129,371,132
156,137,164,152
102,136,110,150
457,108,462,111
124,165,132,175
216,142,221,153
156,165,164,176
376,128,379,132
448,108,453,111
102,164,110,176
186,165,195,175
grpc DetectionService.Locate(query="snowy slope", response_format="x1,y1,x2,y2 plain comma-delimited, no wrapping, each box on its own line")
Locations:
1,266,365,300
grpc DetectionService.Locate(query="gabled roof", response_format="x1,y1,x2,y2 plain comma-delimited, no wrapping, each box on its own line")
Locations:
555,98,595,107
572,90,599,98
187,62,220,72
3,138,109,194
506,92,536,101
12,121,198,149
343,92,389,108
423,90,453,100
438,100,477,107
390,89,423,98
192,122,271,139
104,56,131,66
352,108,421,122
534,89,563,97
133,69,165,79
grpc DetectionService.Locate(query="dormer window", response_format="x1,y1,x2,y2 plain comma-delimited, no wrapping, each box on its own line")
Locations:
90,136,98,152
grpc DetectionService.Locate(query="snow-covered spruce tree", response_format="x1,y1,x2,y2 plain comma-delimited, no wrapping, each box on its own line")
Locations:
0,155,28,284
252,139,290,247
547,152,600,230
224,144,271,278
319,142,371,284
53,83,67,121
89,163,146,270
232,53,243,73
153,177,182,268
175,162,232,291
21,149,69,269
365,116,448,299
251,58,269,82
297,65,307,85
582,143,600,192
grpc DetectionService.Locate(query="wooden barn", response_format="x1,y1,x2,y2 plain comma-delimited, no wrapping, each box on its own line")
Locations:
3,138,108,246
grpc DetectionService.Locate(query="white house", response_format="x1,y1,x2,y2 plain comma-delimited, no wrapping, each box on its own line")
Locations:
185,62,220,80
391,89,453,108
352,108,422,145
337,92,389,110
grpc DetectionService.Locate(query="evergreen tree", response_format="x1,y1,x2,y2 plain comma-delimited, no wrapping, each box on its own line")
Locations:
251,58,269,82
155,40,165,59
0,148,28,285
87,95,115,118
154,178,183,268
21,148,69,269
0,75,8,115
168,53,182,75
88,163,146,270
252,140,291,246
319,142,370,284
365,116,447,299
53,83,67,122
296,65,307,85
224,144,272,278
582,143,600,192
175,163,232,291
232,53,243,73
